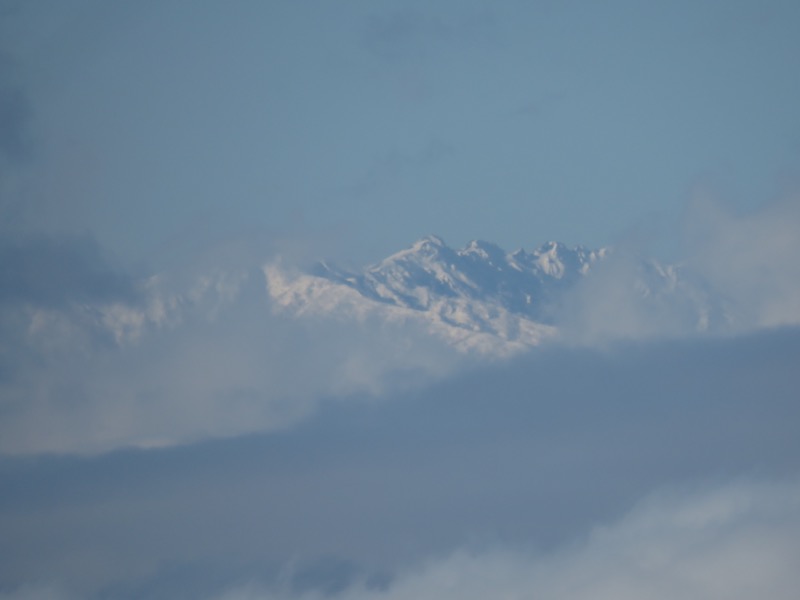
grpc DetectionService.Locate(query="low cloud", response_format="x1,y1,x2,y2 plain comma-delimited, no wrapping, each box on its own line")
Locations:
0,234,137,307
215,480,800,600
0,83,30,167
0,235,460,455
553,249,711,344
683,195,800,330
3,194,800,454
554,195,800,344
0,327,797,597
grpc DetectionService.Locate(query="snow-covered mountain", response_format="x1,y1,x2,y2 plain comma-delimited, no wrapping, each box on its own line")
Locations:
311,236,605,318
266,236,609,353
264,235,724,353
37,235,716,356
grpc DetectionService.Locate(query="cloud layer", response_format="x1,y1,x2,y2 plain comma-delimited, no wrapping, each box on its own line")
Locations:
216,481,800,600
0,235,461,454
0,324,798,597
554,196,800,344
0,196,799,455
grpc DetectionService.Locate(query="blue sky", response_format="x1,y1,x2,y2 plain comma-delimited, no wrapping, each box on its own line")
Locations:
2,1,799,266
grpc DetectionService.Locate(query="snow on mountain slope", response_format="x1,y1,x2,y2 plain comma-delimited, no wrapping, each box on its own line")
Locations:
32,235,713,356
265,236,615,354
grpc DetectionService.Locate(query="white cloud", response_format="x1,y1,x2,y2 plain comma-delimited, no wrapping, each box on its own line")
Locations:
554,250,710,344
684,195,800,330
215,480,800,600
0,239,461,455
2,196,799,454
553,195,800,345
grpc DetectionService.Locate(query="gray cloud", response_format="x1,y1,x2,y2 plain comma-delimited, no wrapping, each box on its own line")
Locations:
0,234,137,307
0,27,30,172
0,327,798,597
215,481,800,600
0,83,30,166
3,193,800,455
0,16,36,233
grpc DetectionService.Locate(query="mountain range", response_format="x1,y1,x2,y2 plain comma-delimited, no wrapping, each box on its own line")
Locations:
34,235,719,356
265,235,713,353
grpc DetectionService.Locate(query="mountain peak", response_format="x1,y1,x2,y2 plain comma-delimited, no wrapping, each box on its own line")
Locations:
264,234,715,354
411,234,446,250
289,235,611,323
459,240,506,264
536,241,565,254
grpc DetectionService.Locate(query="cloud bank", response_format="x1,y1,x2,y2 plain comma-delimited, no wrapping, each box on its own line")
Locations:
0,324,798,597
215,481,800,600
0,235,460,455
554,196,800,344
0,196,799,455
684,195,800,330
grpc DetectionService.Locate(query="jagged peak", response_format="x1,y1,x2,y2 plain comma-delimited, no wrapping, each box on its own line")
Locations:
411,234,446,250
463,239,503,252
534,240,566,255
459,239,505,259
373,234,449,269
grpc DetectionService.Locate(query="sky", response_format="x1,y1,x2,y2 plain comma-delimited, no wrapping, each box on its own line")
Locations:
1,0,800,266
2,1,800,599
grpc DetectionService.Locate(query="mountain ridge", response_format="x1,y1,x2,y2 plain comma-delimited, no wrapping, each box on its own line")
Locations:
265,235,616,354
40,235,718,356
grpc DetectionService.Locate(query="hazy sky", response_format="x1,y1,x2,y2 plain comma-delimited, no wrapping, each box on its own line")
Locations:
2,0,799,266
2,2,800,599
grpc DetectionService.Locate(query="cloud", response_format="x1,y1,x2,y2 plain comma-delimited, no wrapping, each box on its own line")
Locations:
0,234,137,307
0,236,460,455
0,28,31,172
553,249,712,344
0,82,30,167
553,195,800,344
2,193,800,455
0,327,797,597
214,480,800,600
683,195,800,330
0,30,33,227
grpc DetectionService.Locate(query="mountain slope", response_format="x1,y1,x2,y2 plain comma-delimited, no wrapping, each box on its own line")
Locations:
265,236,613,354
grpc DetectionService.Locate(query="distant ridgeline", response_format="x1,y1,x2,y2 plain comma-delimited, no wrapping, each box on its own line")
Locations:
265,235,717,354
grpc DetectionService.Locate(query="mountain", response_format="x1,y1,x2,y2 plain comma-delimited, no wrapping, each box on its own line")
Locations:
265,236,615,354
43,235,716,356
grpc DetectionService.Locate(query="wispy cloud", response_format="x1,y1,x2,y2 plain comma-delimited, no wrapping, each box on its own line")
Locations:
201,481,800,599
683,194,800,330
553,194,800,344
0,234,137,307
2,194,800,454
0,236,460,455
